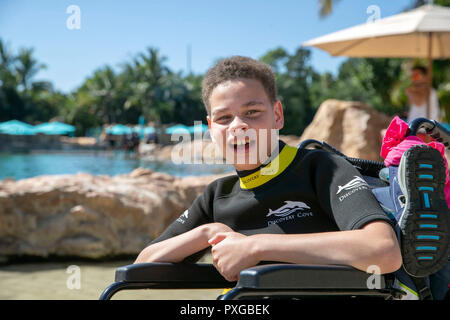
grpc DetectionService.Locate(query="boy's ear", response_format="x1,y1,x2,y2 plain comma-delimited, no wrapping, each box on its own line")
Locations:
274,101,284,130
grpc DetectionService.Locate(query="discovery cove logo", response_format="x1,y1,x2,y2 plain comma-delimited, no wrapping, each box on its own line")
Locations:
266,201,313,226
336,176,369,202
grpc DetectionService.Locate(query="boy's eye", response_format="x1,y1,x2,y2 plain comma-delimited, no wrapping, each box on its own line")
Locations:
216,115,232,122
246,110,260,116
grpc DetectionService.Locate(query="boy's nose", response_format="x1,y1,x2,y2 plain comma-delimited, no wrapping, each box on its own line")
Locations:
228,116,249,134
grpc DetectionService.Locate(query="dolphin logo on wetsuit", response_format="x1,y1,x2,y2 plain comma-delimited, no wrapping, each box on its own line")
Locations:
266,201,311,217
336,176,368,195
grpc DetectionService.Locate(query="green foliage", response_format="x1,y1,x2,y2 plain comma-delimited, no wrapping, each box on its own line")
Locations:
0,39,59,124
318,0,342,18
434,59,450,122
71,48,207,134
0,41,209,135
328,58,406,115
260,49,412,135
260,47,316,135
408,0,450,9
1,35,449,137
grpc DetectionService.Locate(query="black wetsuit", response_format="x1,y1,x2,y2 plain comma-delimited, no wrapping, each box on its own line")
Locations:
150,140,392,260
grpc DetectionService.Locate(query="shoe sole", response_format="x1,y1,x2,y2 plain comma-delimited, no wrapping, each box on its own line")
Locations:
398,144,449,277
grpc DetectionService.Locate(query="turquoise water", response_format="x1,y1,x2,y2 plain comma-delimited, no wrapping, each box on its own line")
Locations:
0,151,234,181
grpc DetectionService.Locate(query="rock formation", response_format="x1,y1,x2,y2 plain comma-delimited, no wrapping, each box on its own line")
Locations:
0,169,227,260
300,99,392,161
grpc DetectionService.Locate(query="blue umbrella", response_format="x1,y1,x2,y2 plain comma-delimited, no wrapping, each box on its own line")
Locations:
0,120,36,135
105,124,132,135
165,124,190,134
143,126,155,134
187,123,209,134
132,125,147,139
34,122,75,135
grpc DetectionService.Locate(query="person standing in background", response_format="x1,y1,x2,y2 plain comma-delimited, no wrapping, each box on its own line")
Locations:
405,66,440,123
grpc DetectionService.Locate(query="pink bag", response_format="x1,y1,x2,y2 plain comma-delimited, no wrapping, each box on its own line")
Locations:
381,116,450,207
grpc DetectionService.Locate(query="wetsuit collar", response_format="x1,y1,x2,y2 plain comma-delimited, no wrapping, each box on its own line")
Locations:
236,140,286,178
237,140,298,190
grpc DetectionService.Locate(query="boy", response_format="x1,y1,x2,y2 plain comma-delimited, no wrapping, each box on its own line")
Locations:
135,56,402,282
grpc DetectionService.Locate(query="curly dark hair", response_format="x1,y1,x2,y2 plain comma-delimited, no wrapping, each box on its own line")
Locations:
202,56,277,115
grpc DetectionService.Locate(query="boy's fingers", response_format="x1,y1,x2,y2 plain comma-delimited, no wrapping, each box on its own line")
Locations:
208,233,227,245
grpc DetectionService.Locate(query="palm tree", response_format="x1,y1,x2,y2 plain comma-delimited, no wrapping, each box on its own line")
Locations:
15,48,47,94
0,40,55,122
78,66,118,124
138,47,169,83
0,39,17,87
127,47,171,122
318,0,341,18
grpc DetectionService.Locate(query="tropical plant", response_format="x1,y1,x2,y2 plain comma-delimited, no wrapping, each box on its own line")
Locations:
260,47,317,135
317,0,341,18
0,39,58,123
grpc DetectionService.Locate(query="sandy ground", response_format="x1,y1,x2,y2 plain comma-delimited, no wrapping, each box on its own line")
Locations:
0,258,223,300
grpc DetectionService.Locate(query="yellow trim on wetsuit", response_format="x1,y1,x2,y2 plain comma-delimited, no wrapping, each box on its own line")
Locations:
239,144,298,190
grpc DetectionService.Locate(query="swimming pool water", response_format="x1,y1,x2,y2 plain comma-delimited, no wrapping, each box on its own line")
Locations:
0,151,233,181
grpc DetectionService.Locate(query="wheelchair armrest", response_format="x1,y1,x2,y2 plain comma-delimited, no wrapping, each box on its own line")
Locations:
100,262,236,300
100,263,396,300
237,264,386,290
115,262,235,287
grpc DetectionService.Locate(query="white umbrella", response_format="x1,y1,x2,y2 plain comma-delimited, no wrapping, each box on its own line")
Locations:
303,4,450,117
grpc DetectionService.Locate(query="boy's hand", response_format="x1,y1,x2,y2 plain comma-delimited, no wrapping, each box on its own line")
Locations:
208,232,260,282
202,222,234,241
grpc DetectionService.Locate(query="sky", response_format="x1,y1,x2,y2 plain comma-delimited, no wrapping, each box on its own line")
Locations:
0,0,413,93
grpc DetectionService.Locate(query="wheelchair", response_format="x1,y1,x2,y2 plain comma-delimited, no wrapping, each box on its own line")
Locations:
100,118,450,300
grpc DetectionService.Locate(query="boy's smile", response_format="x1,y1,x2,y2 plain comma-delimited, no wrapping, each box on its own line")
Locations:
207,78,284,171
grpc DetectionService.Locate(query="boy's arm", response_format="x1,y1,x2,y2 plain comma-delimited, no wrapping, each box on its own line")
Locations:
135,180,221,264
251,220,402,272
208,220,402,281
135,222,232,264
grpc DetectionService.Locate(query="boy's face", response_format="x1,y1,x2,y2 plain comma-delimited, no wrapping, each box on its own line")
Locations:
207,78,284,171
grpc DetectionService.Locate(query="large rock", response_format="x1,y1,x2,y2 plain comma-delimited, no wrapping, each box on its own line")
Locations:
0,169,228,260
300,99,392,161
